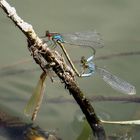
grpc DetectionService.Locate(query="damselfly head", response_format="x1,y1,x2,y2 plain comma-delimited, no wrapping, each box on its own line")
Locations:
53,34,64,43
80,56,89,70
80,56,87,64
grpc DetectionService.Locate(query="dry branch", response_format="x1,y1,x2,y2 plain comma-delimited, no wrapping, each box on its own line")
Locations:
0,0,106,139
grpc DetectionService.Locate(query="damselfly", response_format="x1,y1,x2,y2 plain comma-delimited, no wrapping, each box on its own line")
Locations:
80,55,136,95
42,30,136,95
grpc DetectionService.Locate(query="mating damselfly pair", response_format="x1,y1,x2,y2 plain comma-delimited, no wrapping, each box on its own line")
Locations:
24,30,136,121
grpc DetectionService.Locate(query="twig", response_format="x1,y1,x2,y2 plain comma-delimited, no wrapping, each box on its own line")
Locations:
0,0,106,139
101,119,140,125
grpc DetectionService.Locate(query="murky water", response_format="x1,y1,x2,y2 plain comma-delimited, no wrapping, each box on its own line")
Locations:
0,0,140,139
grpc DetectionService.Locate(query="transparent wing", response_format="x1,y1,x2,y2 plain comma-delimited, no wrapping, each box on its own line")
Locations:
96,67,136,95
24,72,47,116
61,31,104,49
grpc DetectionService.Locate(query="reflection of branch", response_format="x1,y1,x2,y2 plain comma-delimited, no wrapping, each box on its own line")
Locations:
96,51,140,61
90,95,140,103
46,95,140,104
72,50,140,64
0,0,106,139
0,58,32,70
2,95,140,104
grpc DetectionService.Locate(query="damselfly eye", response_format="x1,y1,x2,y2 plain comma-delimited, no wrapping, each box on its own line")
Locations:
45,30,50,37
80,56,86,64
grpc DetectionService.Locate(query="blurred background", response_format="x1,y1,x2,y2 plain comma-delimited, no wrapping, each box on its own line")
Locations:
0,0,140,139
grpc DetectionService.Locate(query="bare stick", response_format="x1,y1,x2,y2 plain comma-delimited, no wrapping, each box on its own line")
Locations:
0,0,106,139
101,119,140,125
